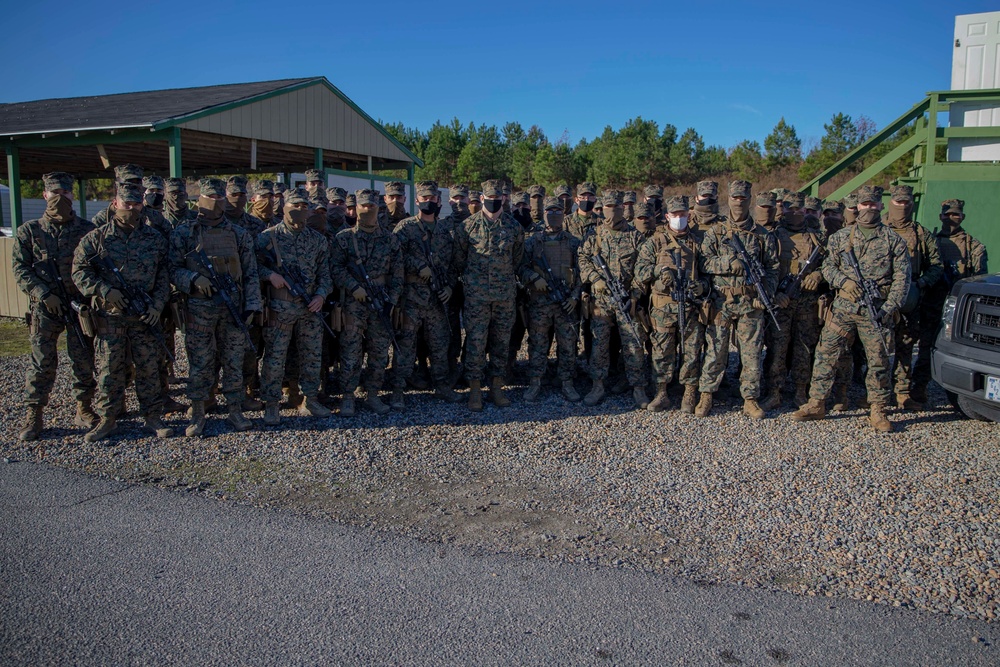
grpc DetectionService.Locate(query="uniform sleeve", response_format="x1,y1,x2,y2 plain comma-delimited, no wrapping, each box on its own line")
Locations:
71,231,111,300
885,234,912,312
11,224,48,300
511,224,525,279
917,226,943,289
761,231,779,296
578,234,599,285
701,227,733,275
453,221,469,280
518,235,542,286
634,237,657,286
169,226,199,295
314,233,332,299
149,236,170,313
387,234,404,305
396,223,424,276
237,227,262,312
821,233,849,289
972,238,988,275
254,231,275,283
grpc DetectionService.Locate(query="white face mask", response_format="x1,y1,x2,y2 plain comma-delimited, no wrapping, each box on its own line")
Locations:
669,215,688,232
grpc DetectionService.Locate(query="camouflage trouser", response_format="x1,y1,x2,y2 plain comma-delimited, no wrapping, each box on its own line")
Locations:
649,303,704,386
463,296,516,382
448,283,465,367
340,299,393,394
260,304,322,402
158,300,174,396
527,298,578,381
242,320,264,392
24,303,96,407
700,303,765,399
766,294,821,389
892,307,921,395
185,298,245,404
808,307,891,405
589,295,646,386
93,315,162,418
393,298,451,390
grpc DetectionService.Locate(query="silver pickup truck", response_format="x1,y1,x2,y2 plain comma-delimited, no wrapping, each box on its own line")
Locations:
932,272,1000,423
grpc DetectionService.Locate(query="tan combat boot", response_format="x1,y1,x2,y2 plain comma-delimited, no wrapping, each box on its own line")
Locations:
364,390,390,415
242,384,263,411
389,387,406,410
84,416,117,444
523,378,542,402
143,412,173,439
759,387,782,412
895,393,923,411
263,401,280,426
300,396,332,418
561,380,581,402
647,383,670,412
434,384,462,403
693,392,713,418
185,400,206,437
340,392,356,417
632,386,650,410
583,379,605,406
74,400,98,429
794,383,809,408
468,379,483,412
790,399,826,422
490,378,511,407
227,405,252,431
19,406,43,442
680,386,698,414
830,384,849,412
743,398,765,420
869,404,892,432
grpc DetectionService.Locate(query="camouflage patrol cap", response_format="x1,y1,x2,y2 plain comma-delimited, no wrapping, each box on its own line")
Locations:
755,191,777,207
450,184,470,198
622,191,637,204
142,175,164,191
284,187,309,206
697,181,719,198
890,184,913,202
226,176,248,195
355,189,380,206
309,192,329,210
416,180,439,197
501,184,512,196
601,190,623,207
512,192,530,206
842,193,858,209
593,199,604,210
576,181,597,196
199,178,226,197
822,199,845,213
469,190,483,201
116,182,144,204
543,196,562,210
554,185,572,198
42,171,74,192
634,203,654,219
114,163,143,183
328,187,348,202
164,178,187,193
345,193,356,207
941,199,965,214
385,181,406,196
665,195,689,213
249,179,274,198
643,185,664,199
304,169,326,184
772,187,792,200
527,184,546,198
729,180,752,198
785,191,805,209
804,196,823,211
481,180,504,197
856,185,881,204
272,182,288,195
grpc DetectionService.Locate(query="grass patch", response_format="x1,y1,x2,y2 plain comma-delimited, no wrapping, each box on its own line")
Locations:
0,317,31,357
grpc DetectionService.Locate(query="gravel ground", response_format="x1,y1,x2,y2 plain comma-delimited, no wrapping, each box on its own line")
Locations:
2,348,997,623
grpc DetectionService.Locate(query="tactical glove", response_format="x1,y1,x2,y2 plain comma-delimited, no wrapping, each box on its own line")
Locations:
774,293,791,309
561,297,577,315
729,259,745,276
592,279,608,294
840,279,862,303
533,277,548,291
193,275,214,296
801,271,823,292
352,286,368,303
419,266,433,283
42,293,64,317
437,286,453,304
105,288,126,311
141,309,160,327
877,307,897,328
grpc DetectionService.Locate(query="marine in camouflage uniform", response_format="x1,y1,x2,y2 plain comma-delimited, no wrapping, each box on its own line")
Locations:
761,191,827,410
72,183,172,443
511,192,534,231
913,198,989,401
579,190,649,409
330,189,404,416
633,201,658,238
792,185,910,432
13,172,97,441
635,196,710,413
94,164,172,239
566,182,599,242
384,181,410,229
527,185,546,226
697,180,779,419
163,178,198,228
390,181,462,407
622,191,637,223
688,181,726,245
255,187,333,425
830,191,867,408
643,185,664,226
883,185,943,409
272,181,288,220
169,178,263,436
304,169,327,198
453,179,525,411
520,197,583,402
554,185,574,216
444,184,472,383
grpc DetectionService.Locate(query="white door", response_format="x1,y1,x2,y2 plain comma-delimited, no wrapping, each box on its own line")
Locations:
949,12,1000,161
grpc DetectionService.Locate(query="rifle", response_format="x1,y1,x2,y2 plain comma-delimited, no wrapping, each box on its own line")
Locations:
261,249,337,338
33,258,88,349
536,251,571,305
186,248,257,355
725,232,781,330
592,252,642,344
345,260,400,355
670,249,688,335
843,247,891,359
777,244,824,299
88,250,175,363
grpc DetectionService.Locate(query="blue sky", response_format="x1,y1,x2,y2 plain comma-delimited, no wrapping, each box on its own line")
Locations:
1,0,995,153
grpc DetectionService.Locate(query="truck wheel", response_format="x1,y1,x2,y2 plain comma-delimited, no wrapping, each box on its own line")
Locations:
957,394,989,422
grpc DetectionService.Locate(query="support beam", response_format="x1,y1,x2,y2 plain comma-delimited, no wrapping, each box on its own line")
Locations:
78,178,87,220
314,148,323,170
367,156,374,190
826,132,924,201
168,127,182,178
6,144,22,231
407,163,415,216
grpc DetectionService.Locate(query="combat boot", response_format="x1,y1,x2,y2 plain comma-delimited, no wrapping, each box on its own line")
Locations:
340,392,356,417
856,394,870,409
610,376,630,394
185,400,206,437
869,404,892,432
632,386,650,409
647,383,670,413
561,380,581,402
74,400,98,429
693,392,713,418
895,393,923,411
19,406,43,442
242,384,263,411
743,398,765,420
84,416,116,444
162,395,188,415
468,379,483,412
263,401,280,426
491,378,511,407
584,380,605,406
364,390,390,415
523,378,542,402
680,385,698,414
830,384,850,412
790,399,826,422
227,405,253,432
434,384,462,403
759,387,782,411
794,383,809,408
910,384,929,404
283,384,303,409
143,412,173,439
389,387,406,410
300,396,332,418
204,385,219,412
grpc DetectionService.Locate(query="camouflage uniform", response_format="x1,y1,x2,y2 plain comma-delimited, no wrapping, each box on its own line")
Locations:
566,182,599,242
622,191,637,222
92,164,172,239
633,202,658,238
689,181,726,245
698,181,779,415
883,185,943,405
444,185,472,376
12,173,97,437
72,183,170,426
385,181,410,229
643,185,664,226
163,178,198,228
527,185,546,225
554,184,574,216
272,181,288,219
